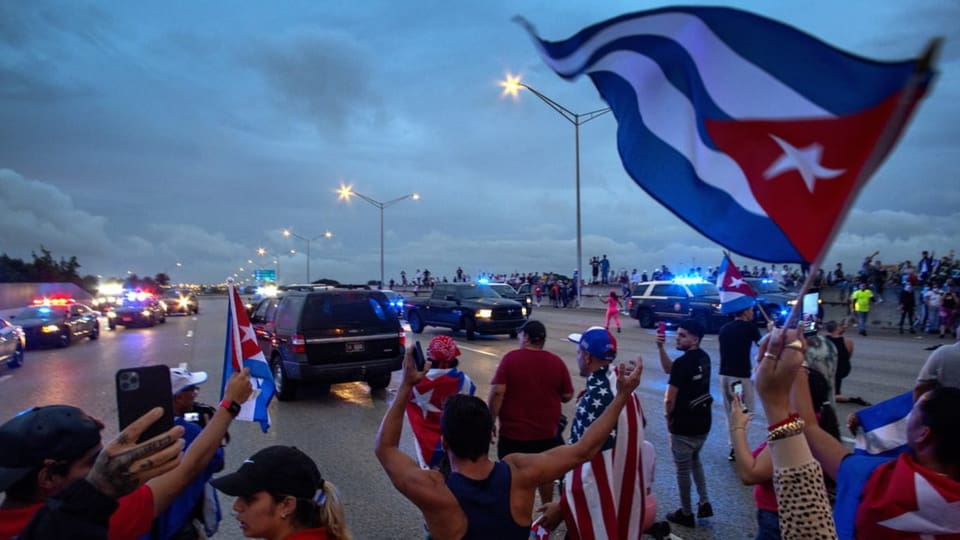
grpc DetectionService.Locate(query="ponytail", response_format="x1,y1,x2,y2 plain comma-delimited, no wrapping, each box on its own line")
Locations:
284,480,352,540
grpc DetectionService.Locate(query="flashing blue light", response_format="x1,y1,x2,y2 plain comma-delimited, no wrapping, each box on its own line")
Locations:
37,307,51,314
673,277,706,285
780,309,789,316
477,277,490,284
761,279,775,284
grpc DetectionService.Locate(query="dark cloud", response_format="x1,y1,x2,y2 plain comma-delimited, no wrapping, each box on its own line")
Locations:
245,29,383,137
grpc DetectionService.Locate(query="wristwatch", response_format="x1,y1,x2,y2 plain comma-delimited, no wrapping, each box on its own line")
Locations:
219,399,241,417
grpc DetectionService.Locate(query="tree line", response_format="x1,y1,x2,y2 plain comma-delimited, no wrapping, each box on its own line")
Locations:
0,248,170,293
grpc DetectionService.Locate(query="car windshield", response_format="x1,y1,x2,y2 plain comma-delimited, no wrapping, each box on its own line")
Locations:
687,283,720,297
748,279,784,294
299,293,399,330
163,290,187,298
16,306,66,319
488,284,515,297
461,286,501,300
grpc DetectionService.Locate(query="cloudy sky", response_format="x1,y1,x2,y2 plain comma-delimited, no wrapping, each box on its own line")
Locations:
1,0,957,286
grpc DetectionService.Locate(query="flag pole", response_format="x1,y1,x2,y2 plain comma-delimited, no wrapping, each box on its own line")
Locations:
781,39,939,332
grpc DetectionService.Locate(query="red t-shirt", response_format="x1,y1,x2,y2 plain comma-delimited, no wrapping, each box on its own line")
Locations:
0,484,154,540
491,348,573,440
286,528,330,539
751,442,778,513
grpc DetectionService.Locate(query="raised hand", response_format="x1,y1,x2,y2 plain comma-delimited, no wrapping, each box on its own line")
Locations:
616,359,642,395
225,367,254,403
755,328,805,423
86,407,185,499
401,347,426,387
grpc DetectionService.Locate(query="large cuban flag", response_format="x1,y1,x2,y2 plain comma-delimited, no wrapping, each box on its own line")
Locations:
222,281,275,432
520,7,936,263
716,254,756,314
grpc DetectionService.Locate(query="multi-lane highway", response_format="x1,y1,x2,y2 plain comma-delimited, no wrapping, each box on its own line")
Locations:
0,297,936,539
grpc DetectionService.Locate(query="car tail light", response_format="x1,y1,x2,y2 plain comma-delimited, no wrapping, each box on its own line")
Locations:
398,323,407,348
628,298,634,309
291,334,306,354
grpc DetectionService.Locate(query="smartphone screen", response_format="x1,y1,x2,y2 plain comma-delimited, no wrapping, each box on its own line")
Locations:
413,341,426,371
731,380,748,413
116,365,175,443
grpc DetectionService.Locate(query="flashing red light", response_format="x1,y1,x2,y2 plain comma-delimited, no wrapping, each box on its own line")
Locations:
32,297,76,307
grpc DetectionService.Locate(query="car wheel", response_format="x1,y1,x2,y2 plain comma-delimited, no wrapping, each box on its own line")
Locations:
108,320,117,331
159,313,166,324
58,329,70,348
9,345,23,368
89,323,100,340
408,312,424,334
368,373,392,390
272,358,297,401
464,317,476,340
637,308,655,328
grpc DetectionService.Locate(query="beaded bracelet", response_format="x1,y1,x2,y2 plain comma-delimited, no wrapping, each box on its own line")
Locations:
768,417,806,441
767,413,800,431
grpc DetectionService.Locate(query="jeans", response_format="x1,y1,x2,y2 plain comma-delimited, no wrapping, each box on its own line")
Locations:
670,433,709,513
856,311,869,333
755,509,782,540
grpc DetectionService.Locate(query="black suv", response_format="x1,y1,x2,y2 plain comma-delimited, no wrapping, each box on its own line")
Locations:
248,287,405,400
628,280,728,333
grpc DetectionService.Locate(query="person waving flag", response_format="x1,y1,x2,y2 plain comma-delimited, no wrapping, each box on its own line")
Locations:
223,280,275,432
716,254,757,314
519,7,937,265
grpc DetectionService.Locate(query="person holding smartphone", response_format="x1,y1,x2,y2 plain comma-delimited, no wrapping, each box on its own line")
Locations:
0,369,253,540
718,306,763,461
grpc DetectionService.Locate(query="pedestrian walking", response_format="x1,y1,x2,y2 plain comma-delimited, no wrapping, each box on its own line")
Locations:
601,291,623,333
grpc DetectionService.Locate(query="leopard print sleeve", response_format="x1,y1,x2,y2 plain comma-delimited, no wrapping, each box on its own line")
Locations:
773,461,838,540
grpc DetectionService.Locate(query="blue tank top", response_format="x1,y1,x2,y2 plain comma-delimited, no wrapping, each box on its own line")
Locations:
445,461,529,540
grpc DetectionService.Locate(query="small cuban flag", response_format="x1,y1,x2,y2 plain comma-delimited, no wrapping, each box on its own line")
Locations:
717,254,757,314
222,280,275,432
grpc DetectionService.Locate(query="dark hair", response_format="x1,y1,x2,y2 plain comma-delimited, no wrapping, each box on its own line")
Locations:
678,319,704,340
824,320,839,333
5,460,73,504
440,395,492,461
919,386,960,467
806,368,840,440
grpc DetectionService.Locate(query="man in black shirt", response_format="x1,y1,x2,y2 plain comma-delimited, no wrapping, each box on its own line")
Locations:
718,307,762,460
657,319,713,529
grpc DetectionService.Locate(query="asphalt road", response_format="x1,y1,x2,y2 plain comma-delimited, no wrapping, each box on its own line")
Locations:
0,298,941,539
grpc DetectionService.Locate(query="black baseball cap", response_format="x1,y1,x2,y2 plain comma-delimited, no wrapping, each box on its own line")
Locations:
211,446,323,499
0,405,103,492
518,319,546,341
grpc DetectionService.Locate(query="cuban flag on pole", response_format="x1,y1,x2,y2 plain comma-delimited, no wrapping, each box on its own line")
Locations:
223,281,275,432
519,7,936,264
717,254,756,314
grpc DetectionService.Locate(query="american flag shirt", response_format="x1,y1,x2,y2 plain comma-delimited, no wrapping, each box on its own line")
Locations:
569,365,616,451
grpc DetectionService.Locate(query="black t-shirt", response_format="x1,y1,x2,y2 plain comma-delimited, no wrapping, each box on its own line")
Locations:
668,348,712,436
718,319,761,377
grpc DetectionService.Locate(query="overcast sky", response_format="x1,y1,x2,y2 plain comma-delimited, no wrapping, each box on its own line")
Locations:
2,1,957,286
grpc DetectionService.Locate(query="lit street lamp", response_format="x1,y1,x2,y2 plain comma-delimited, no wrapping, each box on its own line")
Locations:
282,229,333,284
500,73,610,307
337,184,419,289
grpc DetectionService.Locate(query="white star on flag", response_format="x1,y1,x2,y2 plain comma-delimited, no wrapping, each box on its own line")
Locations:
241,324,257,344
763,134,845,193
411,387,441,418
728,277,745,288
592,399,602,409
597,388,609,396
877,472,960,534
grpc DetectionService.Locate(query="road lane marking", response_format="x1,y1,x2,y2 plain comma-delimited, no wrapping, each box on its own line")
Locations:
457,345,498,357
0,375,11,384
186,330,194,338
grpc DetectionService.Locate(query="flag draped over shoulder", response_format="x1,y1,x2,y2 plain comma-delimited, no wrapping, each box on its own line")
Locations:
853,390,912,457
561,366,650,540
520,7,935,264
717,255,756,314
405,368,475,469
223,282,275,432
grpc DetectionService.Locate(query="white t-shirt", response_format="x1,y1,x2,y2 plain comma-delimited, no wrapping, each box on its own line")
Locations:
916,342,960,389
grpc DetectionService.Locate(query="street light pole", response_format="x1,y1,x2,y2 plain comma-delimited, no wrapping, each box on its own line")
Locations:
500,74,610,307
283,229,332,284
337,185,419,289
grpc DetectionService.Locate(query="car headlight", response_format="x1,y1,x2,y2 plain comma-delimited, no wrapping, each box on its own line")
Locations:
41,324,61,333
141,310,151,317
107,311,117,318
786,299,798,306
711,303,722,312
521,307,528,317
476,309,493,319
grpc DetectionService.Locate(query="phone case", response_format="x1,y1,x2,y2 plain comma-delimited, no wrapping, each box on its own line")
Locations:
413,341,426,371
116,365,175,443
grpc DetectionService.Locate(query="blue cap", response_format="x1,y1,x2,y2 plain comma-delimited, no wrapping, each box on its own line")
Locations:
567,326,617,361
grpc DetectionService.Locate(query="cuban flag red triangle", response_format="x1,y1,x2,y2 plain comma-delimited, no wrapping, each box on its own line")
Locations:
717,255,757,314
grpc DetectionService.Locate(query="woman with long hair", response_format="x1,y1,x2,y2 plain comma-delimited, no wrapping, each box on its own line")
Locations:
602,290,623,333
211,446,351,540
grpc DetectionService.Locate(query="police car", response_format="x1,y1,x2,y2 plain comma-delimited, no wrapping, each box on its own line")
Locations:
10,298,100,348
627,279,728,333
107,290,167,330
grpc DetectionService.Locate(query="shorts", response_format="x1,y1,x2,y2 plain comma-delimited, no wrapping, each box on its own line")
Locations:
498,436,563,459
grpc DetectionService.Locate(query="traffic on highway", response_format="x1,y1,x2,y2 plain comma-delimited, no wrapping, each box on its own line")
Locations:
0,291,935,539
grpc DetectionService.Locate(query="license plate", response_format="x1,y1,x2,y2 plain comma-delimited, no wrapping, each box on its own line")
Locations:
122,317,132,322
345,342,365,353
